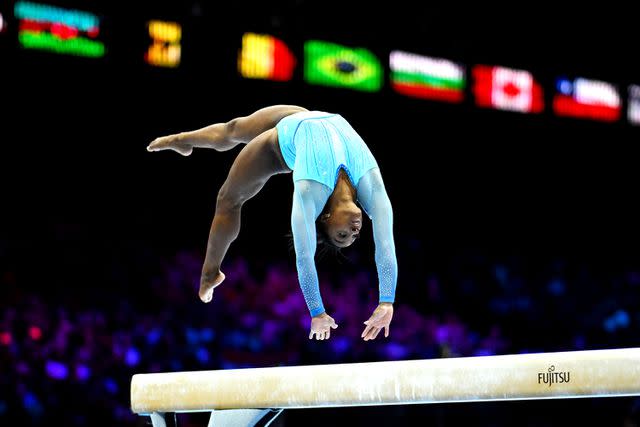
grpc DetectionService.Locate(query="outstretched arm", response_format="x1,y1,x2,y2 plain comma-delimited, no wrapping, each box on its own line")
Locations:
291,180,338,340
291,180,327,316
357,168,397,340
147,105,307,155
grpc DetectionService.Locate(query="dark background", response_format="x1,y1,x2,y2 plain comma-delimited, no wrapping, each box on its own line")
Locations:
2,1,639,426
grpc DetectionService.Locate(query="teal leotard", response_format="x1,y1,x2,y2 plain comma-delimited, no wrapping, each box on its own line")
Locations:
276,111,397,316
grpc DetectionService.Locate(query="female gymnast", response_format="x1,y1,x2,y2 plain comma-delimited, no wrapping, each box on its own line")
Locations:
147,105,397,341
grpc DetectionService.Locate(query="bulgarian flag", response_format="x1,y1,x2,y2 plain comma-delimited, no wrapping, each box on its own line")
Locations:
238,33,296,81
473,65,544,113
304,40,382,92
553,77,621,122
389,51,465,103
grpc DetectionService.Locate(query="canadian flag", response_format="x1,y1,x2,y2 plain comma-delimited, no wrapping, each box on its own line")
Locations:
473,65,544,113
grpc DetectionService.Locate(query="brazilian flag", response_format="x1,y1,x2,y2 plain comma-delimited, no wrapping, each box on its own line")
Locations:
304,40,382,92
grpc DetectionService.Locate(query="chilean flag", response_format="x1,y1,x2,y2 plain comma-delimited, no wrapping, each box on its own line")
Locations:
473,65,544,113
553,78,621,122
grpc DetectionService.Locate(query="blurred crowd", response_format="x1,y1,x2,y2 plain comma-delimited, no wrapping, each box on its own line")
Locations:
1,237,640,426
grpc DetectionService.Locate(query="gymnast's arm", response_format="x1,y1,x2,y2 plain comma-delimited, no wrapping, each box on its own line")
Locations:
291,180,338,339
357,168,397,340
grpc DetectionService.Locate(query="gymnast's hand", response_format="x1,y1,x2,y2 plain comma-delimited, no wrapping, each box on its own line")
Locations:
361,303,394,341
309,313,338,341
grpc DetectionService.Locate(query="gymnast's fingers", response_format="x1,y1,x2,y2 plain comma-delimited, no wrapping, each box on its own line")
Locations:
371,328,381,340
361,322,374,338
364,327,378,341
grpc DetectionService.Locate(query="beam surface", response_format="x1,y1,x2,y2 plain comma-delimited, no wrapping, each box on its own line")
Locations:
131,347,640,414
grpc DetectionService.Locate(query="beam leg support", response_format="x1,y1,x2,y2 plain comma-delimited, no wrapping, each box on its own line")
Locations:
207,408,284,427
150,412,167,427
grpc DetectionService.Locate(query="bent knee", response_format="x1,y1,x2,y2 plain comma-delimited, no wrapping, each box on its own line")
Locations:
224,118,240,141
216,187,243,212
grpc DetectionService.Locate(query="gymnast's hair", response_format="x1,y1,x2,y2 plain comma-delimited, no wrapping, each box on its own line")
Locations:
286,218,346,262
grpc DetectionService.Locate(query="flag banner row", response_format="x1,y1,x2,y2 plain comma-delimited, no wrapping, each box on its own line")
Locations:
239,33,631,124
4,3,635,126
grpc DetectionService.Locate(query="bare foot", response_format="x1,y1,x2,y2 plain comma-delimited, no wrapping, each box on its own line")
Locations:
199,271,226,303
147,134,193,156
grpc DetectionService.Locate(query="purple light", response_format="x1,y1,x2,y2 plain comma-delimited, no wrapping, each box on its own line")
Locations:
186,328,199,345
195,347,210,364
45,360,69,380
547,278,566,296
104,378,118,394
474,348,495,357
200,328,215,342
75,364,91,381
603,309,630,333
146,328,162,345
125,347,141,367
16,361,30,375
383,342,409,359
435,325,450,344
23,392,43,416
330,337,350,354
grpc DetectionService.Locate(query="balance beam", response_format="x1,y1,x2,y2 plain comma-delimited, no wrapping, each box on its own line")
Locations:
131,347,640,426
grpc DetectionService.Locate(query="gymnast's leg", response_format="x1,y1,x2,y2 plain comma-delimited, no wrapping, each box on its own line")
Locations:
146,104,307,155
198,128,291,303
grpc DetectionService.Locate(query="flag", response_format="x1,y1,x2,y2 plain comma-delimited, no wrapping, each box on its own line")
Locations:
146,20,181,68
14,1,105,58
628,85,640,125
389,51,465,103
473,65,543,113
553,77,621,122
238,33,295,81
304,40,382,92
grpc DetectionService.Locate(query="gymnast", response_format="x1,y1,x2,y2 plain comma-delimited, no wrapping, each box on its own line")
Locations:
147,105,397,342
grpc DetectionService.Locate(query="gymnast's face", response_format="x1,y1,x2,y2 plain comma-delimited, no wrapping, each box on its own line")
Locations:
320,204,363,248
